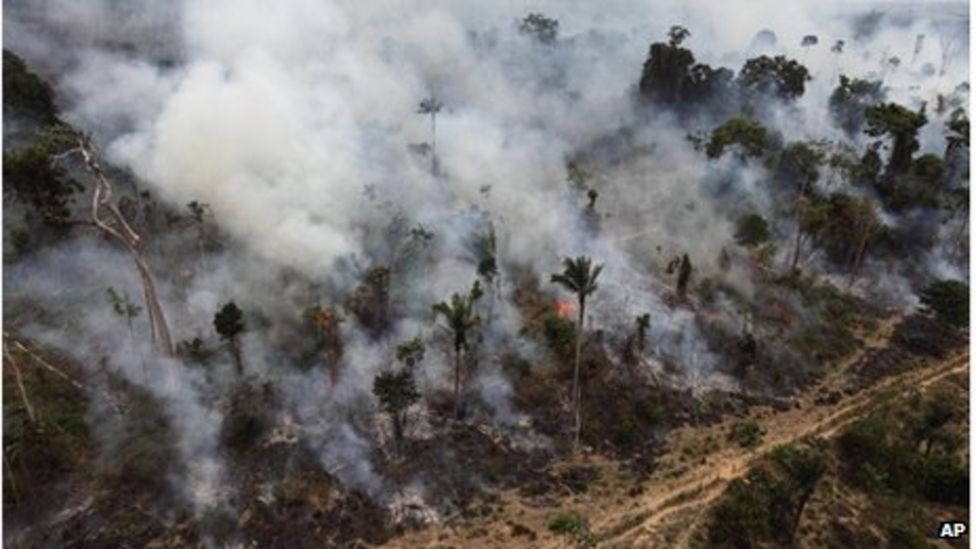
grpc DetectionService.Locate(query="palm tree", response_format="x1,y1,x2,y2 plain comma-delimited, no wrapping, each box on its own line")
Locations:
550,256,603,452
432,287,480,419
418,97,443,175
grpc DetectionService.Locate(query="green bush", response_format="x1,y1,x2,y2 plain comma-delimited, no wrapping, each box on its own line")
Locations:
706,116,770,159
548,512,588,538
916,454,968,506
614,416,640,445
920,279,968,328
839,408,969,506
543,312,576,358
735,213,771,248
730,421,765,450
790,323,857,362
639,398,665,424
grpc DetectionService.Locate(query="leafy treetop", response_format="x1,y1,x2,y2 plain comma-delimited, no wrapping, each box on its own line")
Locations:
214,302,245,340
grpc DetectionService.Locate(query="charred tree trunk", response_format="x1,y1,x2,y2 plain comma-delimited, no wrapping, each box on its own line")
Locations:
77,137,175,357
392,412,405,454
230,338,243,375
198,224,208,273
453,342,462,420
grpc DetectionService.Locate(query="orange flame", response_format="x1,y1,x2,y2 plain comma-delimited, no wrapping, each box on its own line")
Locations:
555,300,575,319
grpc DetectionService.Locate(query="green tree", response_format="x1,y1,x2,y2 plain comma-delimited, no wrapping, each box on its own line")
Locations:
395,336,426,368
3,135,83,230
709,442,825,547
777,141,825,188
432,284,481,419
639,26,733,108
828,75,884,136
946,111,970,150
705,117,770,159
214,302,245,374
883,153,946,210
770,443,827,544
910,394,955,456
738,55,811,100
709,471,773,547
734,213,770,248
551,256,603,452
373,369,420,453
944,111,969,190
919,279,968,328
864,102,927,176
800,193,880,276
3,49,57,122
777,142,825,270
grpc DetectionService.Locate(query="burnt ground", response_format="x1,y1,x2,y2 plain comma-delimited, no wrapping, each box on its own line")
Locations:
3,291,966,549
846,313,967,391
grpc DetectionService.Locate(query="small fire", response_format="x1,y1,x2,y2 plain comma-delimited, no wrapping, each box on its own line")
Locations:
555,300,575,319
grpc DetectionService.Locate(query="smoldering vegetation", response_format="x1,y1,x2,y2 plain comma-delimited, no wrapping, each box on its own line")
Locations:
2,0,969,546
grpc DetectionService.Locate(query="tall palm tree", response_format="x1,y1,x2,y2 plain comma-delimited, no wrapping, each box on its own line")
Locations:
432,289,480,419
418,97,443,175
550,256,602,452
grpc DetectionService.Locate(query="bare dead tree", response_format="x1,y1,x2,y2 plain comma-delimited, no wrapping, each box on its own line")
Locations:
67,134,175,356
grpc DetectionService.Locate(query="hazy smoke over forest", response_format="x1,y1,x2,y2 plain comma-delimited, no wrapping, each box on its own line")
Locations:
3,0,969,522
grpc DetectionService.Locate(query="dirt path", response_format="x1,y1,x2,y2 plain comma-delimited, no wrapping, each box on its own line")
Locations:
594,349,969,548
387,316,966,549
